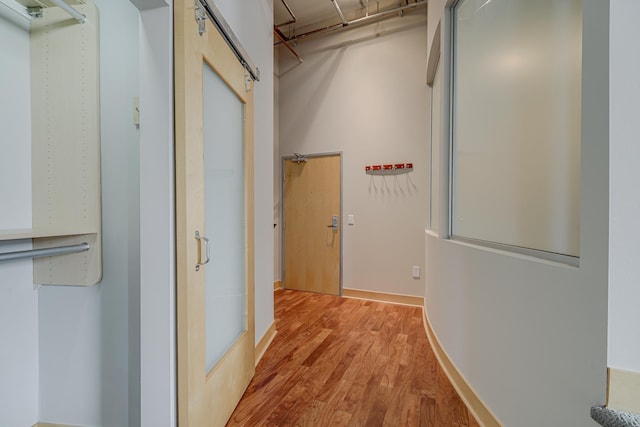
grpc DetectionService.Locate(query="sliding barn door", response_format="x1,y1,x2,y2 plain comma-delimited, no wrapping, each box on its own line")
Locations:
174,1,255,425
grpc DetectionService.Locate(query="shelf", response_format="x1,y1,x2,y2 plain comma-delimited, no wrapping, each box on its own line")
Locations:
0,228,97,241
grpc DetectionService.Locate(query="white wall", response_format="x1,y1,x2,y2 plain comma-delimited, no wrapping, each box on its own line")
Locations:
425,0,608,426
215,0,275,343
136,1,175,426
609,0,640,373
38,1,141,425
274,48,281,283
0,11,38,426
278,13,429,297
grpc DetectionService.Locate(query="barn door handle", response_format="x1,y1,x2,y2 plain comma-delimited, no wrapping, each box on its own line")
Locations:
327,215,338,231
195,230,211,271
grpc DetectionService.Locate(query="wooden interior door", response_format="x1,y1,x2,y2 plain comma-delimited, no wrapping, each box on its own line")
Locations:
284,154,341,295
174,1,255,426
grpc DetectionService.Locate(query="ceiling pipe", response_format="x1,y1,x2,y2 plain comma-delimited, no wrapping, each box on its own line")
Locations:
275,0,297,27
331,0,348,26
284,22,345,41
276,0,428,45
349,0,426,25
274,26,304,63
363,0,369,17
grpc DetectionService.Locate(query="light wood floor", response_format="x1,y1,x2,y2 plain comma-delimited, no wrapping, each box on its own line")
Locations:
227,290,480,426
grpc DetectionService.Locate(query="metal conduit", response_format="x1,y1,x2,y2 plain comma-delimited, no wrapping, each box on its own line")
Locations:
274,26,303,62
331,0,348,26
349,0,426,25
276,0,297,27
275,0,428,45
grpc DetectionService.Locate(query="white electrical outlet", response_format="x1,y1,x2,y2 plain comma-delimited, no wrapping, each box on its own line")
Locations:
412,266,421,279
347,214,354,225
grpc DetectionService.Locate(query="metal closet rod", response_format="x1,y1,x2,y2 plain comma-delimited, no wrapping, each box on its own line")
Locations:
0,242,90,263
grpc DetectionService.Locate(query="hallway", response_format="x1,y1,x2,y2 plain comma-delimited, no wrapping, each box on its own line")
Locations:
227,290,479,426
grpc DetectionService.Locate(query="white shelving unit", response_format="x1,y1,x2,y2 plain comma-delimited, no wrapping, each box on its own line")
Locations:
0,1,102,286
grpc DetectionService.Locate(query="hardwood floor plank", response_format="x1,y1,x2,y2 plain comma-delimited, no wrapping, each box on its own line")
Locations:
398,392,421,427
362,389,390,427
273,384,315,426
317,379,353,418
381,364,412,425
337,381,366,415
227,365,309,425
290,399,327,427
421,395,438,427
304,333,360,396
326,409,352,426
315,337,367,402
380,333,408,388
227,290,481,426
264,383,311,426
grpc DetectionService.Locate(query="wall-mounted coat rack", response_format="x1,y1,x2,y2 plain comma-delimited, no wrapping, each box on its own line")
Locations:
365,163,414,176
0,1,101,286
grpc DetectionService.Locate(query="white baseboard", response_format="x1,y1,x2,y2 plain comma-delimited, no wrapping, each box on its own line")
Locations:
422,309,502,427
607,367,640,414
255,321,277,367
342,288,423,307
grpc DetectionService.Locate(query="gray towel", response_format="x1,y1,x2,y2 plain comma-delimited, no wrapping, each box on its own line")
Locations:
591,405,640,427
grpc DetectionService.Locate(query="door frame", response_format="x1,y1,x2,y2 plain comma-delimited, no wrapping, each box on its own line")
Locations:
280,151,343,295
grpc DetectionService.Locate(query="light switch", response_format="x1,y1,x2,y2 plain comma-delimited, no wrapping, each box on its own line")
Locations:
347,215,354,225
412,266,421,279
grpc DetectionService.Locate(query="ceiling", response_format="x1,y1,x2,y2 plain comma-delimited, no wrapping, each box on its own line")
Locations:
274,0,427,44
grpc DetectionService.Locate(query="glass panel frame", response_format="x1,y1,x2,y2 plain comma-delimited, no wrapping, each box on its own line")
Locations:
449,0,582,263
429,60,442,232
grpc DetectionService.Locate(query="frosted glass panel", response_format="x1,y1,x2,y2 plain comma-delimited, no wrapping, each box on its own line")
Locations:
203,62,245,372
452,0,581,256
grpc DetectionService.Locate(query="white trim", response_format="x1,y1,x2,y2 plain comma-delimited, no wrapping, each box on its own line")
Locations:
0,0,31,29
138,3,176,427
607,368,640,414
342,288,423,307
422,307,503,427
255,321,276,367
450,235,580,268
